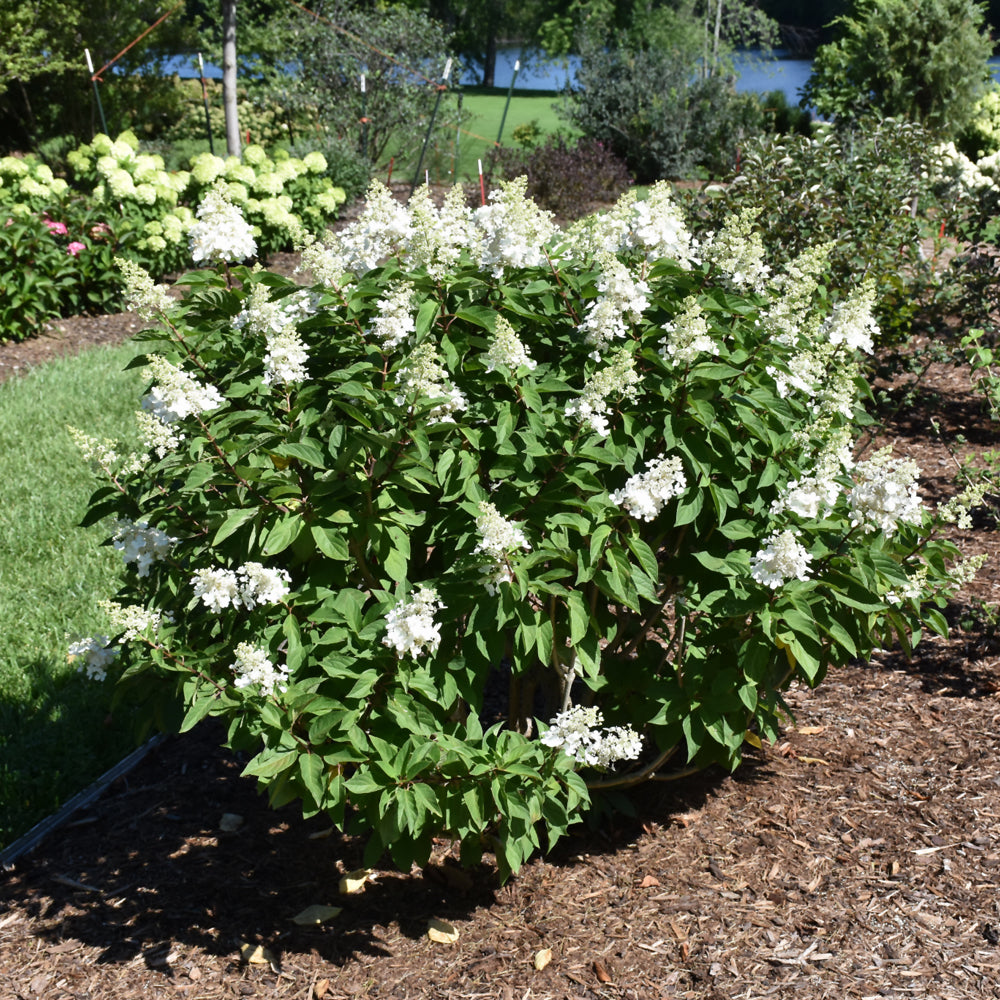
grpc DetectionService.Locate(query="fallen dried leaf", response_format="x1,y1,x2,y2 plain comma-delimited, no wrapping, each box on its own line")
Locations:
534,947,553,971
797,725,826,735
314,978,330,999
338,868,372,894
291,904,343,925
593,959,613,983
239,943,275,965
427,917,459,944
639,874,661,888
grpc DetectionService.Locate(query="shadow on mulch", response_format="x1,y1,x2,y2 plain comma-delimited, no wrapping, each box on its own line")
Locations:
5,717,768,974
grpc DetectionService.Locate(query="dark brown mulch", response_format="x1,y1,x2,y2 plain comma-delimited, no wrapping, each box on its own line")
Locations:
3,245,1000,998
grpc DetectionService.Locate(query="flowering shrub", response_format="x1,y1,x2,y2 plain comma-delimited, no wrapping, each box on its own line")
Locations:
0,155,124,342
683,119,960,342
78,179,980,878
66,132,348,271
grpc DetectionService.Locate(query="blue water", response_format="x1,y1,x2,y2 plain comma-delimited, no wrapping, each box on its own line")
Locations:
157,50,1000,106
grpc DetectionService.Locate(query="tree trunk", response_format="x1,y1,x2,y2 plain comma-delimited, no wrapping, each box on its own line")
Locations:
221,0,241,157
483,28,497,87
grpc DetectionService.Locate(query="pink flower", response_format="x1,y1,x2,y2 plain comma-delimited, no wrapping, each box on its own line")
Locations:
67,241,86,256
45,219,68,235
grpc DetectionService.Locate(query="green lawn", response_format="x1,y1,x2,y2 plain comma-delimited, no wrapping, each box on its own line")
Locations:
386,88,578,186
0,342,145,850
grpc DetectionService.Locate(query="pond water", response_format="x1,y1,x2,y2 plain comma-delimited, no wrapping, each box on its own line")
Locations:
161,49,1000,108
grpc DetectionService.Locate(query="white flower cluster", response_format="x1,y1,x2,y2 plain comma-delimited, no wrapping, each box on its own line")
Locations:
566,182,695,265
189,185,257,264
750,529,813,588
610,454,687,522
369,281,416,350
932,141,998,198
703,207,770,293
142,355,224,425
540,705,643,768
68,425,144,479
629,182,696,262
578,252,650,357
230,641,289,695
68,635,119,682
472,177,556,277
939,481,989,531
660,297,714,367
233,283,318,337
763,244,831,343
382,586,443,658
396,342,467,423
848,449,923,536
564,349,641,437
116,257,174,320
406,185,472,278
112,518,176,576
263,328,310,386
191,562,291,613
135,408,183,458
99,599,172,642
484,314,536,373
331,179,414,278
823,282,879,355
474,500,530,593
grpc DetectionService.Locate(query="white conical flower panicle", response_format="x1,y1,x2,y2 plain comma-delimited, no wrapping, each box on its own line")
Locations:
230,642,289,695
848,448,924,536
473,500,530,593
750,529,813,588
610,454,687,522
540,705,643,768
142,355,224,425
484,314,536,373
188,185,257,263
382,587,443,658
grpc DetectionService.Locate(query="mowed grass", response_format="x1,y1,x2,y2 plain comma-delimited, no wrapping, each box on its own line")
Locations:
0,342,146,850
382,88,577,186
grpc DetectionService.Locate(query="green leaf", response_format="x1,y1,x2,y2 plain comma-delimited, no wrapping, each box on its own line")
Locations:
312,524,350,560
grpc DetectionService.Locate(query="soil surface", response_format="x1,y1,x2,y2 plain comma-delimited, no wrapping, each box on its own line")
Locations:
3,235,1000,999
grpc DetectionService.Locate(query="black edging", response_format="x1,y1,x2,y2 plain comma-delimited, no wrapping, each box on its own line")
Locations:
1,734,166,870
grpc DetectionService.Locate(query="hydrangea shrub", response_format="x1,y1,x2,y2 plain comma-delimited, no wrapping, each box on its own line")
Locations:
77,180,981,878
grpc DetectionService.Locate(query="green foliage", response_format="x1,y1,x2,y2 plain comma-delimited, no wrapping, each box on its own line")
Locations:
489,134,631,217
566,43,764,181
958,82,1000,160
562,2,779,182
801,0,994,138
285,2,455,167
0,156,125,342
79,179,975,878
682,119,951,341
0,0,196,150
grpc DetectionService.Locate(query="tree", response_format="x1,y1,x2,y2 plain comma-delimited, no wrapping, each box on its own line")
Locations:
221,0,241,156
801,0,994,137
285,1,454,166
0,0,196,150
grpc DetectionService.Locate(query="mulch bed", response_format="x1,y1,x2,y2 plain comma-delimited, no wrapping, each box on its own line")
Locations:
3,237,1000,998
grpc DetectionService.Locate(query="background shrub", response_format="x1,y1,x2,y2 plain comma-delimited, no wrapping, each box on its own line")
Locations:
489,134,631,218
801,0,994,139
681,118,956,341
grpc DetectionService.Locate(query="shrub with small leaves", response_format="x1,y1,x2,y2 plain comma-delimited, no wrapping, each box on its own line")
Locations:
79,179,979,879
489,134,631,219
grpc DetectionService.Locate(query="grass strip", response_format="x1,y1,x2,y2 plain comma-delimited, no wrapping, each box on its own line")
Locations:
0,342,145,849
